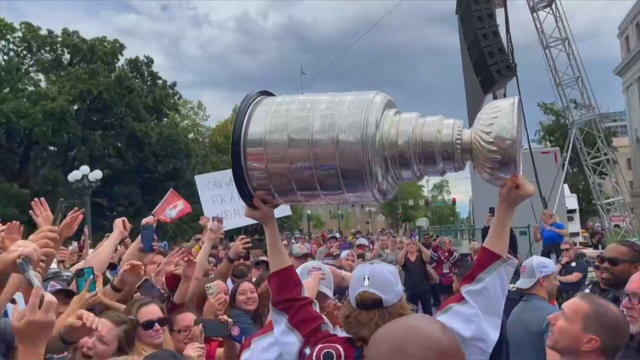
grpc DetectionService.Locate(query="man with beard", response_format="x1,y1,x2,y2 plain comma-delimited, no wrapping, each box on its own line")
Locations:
507,256,559,360
620,271,640,359
595,240,640,306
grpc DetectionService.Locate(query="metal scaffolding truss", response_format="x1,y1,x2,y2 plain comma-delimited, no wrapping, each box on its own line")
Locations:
527,0,637,238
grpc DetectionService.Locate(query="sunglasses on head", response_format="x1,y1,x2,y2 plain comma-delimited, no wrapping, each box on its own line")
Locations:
138,317,169,331
596,255,639,267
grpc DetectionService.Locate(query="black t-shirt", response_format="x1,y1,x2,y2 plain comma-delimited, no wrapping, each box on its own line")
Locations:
482,226,519,258
559,258,588,293
401,254,431,294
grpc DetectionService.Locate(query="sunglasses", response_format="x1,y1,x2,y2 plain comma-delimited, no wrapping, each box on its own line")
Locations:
138,317,169,331
596,255,639,267
561,248,572,252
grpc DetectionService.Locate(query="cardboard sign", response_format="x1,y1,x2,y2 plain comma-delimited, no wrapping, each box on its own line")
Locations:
194,169,292,230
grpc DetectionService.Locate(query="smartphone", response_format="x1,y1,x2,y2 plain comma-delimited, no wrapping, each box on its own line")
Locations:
250,237,266,250
489,207,496,217
137,278,167,303
195,318,231,338
53,198,65,226
74,267,96,293
141,224,155,253
16,257,42,288
204,282,220,298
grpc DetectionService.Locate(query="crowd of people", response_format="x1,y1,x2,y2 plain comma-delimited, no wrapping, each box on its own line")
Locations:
0,175,639,360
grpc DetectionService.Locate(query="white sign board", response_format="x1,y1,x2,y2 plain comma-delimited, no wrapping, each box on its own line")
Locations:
194,169,292,230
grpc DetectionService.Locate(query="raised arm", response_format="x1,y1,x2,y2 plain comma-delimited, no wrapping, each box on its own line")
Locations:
484,176,535,257
397,247,407,267
245,196,289,272
71,218,131,274
212,236,251,282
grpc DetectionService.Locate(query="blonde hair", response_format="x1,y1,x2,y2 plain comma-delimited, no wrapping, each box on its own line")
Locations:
340,291,412,346
124,298,175,359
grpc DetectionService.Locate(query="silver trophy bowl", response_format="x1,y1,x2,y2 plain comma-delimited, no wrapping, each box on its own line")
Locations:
231,90,522,205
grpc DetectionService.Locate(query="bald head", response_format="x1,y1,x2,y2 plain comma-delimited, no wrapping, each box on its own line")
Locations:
365,314,464,360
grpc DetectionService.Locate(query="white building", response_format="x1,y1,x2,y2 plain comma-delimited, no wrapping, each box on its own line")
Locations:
614,1,640,217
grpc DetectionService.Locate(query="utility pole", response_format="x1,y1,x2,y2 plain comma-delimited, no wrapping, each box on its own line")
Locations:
300,64,305,94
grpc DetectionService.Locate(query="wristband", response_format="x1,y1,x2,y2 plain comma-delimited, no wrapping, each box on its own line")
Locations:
59,331,77,346
110,281,124,293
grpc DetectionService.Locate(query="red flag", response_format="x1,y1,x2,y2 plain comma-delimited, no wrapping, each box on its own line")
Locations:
153,188,192,223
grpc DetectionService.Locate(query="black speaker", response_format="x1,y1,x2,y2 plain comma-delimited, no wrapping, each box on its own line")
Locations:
457,0,515,94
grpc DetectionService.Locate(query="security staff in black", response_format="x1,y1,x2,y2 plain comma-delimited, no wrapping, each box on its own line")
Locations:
556,241,588,305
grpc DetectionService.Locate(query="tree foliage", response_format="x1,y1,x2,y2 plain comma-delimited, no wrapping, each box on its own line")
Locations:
425,179,460,226
381,182,427,231
0,19,243,242
535,101,613,220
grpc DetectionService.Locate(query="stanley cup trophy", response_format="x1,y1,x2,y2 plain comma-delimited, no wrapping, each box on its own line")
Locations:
231,90,522,206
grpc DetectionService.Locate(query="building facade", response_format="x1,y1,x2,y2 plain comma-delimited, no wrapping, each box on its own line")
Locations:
614,0,640,217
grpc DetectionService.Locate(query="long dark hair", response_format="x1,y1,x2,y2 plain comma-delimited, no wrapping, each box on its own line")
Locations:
229,279,265,328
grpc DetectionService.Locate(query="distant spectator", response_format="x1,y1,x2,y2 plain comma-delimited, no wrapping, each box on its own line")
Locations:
534,210,568,261
556,241,588,305
482,212,519,258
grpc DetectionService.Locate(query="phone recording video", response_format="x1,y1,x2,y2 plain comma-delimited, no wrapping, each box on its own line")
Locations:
137,278,167,303
74,266,96,293
16,257,42,288
141,224,155,253
250,236,266,251
195,318,231,339
204,282,220,298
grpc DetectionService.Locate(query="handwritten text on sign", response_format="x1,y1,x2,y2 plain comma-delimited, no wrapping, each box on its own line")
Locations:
194,169,292,230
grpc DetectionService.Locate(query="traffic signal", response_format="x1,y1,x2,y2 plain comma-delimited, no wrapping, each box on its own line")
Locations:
451,197,457,206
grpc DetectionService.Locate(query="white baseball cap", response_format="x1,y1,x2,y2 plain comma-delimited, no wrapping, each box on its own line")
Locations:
296,261,334,298
515,256,556,289
349,261,404,309
355,238,370,248
339,250,355,259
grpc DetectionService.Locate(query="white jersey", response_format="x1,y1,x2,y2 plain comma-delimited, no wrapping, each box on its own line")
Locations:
436,247,517,359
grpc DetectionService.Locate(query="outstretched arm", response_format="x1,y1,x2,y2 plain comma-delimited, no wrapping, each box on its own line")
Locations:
484,176,535,257
245,196,289,272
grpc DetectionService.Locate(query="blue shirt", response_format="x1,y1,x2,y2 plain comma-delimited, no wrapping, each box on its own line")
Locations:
540,222,565,246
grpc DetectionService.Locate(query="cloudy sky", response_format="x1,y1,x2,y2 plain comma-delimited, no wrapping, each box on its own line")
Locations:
1,0,634,216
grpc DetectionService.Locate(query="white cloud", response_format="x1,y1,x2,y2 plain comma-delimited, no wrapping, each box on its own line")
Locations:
2,0,634,218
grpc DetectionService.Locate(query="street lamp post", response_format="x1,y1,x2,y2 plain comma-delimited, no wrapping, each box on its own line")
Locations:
306,210,312,238
367,208,374,234
337,207,342,235
67,165,102,243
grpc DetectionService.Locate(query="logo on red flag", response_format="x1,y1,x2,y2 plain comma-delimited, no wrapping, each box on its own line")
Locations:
153,189,192,223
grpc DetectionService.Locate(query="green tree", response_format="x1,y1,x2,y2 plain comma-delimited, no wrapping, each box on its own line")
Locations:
0,19,217,241
310,213,326,232
535,101,613,220
425,179,460,226
381,182,427,231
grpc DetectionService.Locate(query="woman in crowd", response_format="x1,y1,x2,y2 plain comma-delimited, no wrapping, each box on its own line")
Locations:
73,310,134,360
227,280,264,342
168,308,198,355
125,297,175,359
432,236,459,304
